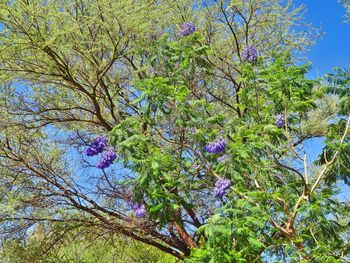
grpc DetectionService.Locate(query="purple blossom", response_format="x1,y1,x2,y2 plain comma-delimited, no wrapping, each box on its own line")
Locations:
180,22,196,36
85,136,108,156
96,147,117,169
189,127,196,135
214,178,232,198
241,45,258,63
276,113,285,128
204,138,226,154
217,154,227,163
131,202,146,218
275,173,283,181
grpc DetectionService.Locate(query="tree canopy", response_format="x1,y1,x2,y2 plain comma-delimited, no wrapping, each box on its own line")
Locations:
0,0,349,262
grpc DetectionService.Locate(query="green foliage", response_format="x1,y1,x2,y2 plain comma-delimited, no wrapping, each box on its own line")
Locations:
0,224,177,263
318,68,350,185
0,0,349,262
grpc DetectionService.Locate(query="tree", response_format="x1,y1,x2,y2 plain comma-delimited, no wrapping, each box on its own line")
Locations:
0,0,349,261
1,222,176,263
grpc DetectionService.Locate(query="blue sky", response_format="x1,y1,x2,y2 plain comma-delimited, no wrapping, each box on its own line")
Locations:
293,0,349,160
295,0,350,76
296,1,350,199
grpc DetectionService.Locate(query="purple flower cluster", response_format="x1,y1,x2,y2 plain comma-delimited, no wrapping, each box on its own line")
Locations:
189,127,196,134
275,173,283,181
180,21,196,36
85,136,117,169
276,113,285,128
131,202,146,218
214,178,232,198
85,136,108,156
204,138,226,154
217,154,227,163
241,45,258,63
96,147,117,169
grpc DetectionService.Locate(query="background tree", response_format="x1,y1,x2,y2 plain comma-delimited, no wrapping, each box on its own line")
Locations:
1,223,176,263
0,0,349,262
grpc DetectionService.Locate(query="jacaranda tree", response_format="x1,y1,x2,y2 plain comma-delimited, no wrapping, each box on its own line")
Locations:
0,0,349,262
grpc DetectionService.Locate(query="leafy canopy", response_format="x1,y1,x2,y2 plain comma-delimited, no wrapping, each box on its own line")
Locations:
0,0,349,262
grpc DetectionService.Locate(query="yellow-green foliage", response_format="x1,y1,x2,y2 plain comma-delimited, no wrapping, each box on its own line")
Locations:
1,225,177,263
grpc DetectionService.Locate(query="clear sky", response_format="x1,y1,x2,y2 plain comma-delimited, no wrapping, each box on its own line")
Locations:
295,0,350,76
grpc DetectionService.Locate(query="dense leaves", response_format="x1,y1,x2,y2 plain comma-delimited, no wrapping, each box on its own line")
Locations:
0,0,349,262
